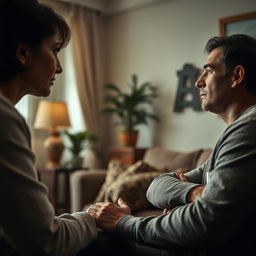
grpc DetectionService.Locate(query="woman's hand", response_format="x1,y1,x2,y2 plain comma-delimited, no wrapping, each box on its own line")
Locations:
87,198,131,232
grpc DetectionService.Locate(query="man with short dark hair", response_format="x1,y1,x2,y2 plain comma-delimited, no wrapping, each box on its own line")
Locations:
88,34,256,256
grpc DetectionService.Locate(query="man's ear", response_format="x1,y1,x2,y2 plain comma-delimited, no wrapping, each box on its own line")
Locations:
16,43,31,67
231,65,245,88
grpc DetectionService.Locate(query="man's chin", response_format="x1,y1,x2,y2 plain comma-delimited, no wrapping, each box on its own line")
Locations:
201,103,209,112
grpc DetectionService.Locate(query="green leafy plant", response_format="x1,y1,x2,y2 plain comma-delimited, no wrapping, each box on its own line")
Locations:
102,74,159,132
63,130,97,167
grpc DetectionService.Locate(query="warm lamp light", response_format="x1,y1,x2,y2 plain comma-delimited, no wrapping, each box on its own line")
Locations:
34,101,71,169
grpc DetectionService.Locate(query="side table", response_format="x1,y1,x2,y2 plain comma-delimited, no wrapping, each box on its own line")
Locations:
38,167,88,214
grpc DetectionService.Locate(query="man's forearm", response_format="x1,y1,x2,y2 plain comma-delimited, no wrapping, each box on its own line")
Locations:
146,173,202,209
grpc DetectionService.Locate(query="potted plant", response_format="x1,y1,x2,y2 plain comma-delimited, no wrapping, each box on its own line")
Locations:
63,130,97,168
102,74,159,146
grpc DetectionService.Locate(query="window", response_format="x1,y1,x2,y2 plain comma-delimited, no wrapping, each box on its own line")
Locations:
15,95,30,120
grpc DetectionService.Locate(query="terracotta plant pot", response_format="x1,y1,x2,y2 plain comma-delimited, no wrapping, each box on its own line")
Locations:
118,130,138,147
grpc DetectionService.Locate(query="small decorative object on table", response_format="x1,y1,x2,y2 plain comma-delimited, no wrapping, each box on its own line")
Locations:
102,74,159,147
63,130,97,168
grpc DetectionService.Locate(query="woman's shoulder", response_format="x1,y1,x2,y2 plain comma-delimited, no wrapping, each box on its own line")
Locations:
0,93,27,131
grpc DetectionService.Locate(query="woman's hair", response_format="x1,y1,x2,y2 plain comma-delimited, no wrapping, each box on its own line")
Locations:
205,34,256,94
0,0,71,81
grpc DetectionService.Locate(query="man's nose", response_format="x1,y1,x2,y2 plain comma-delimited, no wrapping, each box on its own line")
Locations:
195,74,204,88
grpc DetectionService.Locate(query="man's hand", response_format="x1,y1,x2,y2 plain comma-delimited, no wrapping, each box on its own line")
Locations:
187,185,204,202
178,173,205,203
87,198,131,232
178,173,189,182
163,208,174,214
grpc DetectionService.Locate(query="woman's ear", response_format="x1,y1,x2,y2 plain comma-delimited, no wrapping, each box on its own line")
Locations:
231,65,245,88
16,43,31,67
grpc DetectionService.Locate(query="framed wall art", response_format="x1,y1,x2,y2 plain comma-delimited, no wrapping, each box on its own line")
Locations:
219,11,256,37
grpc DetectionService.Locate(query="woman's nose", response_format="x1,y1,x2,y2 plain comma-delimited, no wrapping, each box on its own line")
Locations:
56,59,63,74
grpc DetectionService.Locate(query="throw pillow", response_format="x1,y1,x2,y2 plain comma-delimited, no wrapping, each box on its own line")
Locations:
105,171,166,211
94,160,129,202
95,160,167,212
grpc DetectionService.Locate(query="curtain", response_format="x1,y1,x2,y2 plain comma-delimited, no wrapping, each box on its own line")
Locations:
69,5,106,168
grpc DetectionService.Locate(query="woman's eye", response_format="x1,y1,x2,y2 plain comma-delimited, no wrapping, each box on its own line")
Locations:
53,48,60,54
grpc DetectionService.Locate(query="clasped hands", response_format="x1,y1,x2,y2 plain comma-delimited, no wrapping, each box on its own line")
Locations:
87,198,131,232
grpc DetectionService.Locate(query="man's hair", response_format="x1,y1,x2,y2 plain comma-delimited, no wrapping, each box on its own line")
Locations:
0,0,71,81
205,34,256,94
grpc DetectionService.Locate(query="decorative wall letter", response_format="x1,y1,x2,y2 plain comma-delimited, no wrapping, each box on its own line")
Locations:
174,64,201,112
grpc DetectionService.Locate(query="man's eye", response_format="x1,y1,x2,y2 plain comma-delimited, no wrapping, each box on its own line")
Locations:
205,68,213,73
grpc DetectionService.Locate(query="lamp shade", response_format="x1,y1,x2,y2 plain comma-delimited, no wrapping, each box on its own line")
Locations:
34,101,71,130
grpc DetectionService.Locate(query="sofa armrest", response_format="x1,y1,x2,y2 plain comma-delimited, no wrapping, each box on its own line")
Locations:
70,169,106,213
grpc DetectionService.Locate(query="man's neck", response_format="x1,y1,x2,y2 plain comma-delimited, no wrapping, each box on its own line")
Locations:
220,99,256,125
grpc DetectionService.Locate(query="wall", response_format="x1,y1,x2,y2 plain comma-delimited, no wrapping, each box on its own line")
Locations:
104,0,256,151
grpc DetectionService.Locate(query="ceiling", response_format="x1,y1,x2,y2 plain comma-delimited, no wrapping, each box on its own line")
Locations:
60,0,167,14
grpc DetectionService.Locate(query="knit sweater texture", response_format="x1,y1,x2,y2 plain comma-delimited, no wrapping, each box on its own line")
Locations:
116,105,256,256
0,92,97,256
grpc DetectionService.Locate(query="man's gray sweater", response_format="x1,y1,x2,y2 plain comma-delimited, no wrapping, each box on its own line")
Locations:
116,105,256,255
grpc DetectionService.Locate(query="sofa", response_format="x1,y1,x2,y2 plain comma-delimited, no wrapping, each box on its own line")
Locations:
70,147,212,216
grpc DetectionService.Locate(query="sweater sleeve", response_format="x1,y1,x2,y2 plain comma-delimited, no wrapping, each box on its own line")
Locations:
116,121,256,250
146,165,204,208
0,99,97,256
146,173,201,208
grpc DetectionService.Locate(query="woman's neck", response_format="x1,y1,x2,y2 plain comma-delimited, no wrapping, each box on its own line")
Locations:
0,79,24,104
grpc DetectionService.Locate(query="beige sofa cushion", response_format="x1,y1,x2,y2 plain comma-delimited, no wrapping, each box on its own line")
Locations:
143,147,203,171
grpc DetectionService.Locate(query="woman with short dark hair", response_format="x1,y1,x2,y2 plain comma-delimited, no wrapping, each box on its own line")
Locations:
0,1,98,255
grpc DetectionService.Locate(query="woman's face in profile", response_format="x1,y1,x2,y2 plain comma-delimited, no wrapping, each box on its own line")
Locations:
22,33,63,97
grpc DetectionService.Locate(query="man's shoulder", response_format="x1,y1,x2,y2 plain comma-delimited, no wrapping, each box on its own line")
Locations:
227,105,256,132
237,105,256,122
216,107,256,148
217,116,256,157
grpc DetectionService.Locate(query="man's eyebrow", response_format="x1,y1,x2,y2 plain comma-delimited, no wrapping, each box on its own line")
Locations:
203,64,214,70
